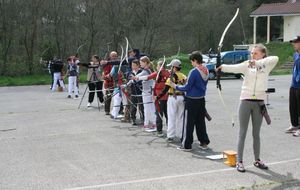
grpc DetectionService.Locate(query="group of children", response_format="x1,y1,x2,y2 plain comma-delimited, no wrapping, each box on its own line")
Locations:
49,50,211,150
98,50,211,151
49,43,289,173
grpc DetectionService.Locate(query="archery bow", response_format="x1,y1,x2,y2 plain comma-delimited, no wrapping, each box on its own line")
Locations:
117,38,132,110
102,42,112,60
216,8,239,127
155,55,166,82
41,47,50,58
154,55,166,119
125,37,129,64
39,47,51,67
75,43,86,57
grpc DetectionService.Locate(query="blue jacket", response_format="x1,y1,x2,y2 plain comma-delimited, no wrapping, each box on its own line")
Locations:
292,52,300,88
176,68,208,98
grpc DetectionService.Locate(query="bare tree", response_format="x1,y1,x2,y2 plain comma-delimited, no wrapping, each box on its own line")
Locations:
0,0,264,76
21,0,45,74
0,0,16,75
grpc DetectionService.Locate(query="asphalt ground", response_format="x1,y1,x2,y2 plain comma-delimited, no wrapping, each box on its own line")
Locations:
0,75,299,190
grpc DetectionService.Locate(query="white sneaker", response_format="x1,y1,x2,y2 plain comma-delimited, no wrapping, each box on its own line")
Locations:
87,102,92,107
177,146,192,152
285,126,299,133
293,129,300,137
145,127,157,132
116,115,124,119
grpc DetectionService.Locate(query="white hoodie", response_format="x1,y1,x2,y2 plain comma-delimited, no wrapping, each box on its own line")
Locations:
222,56,279,100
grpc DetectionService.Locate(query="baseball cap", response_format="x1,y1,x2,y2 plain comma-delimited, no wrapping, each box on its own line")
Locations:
167,59,181,68
289,36,300,43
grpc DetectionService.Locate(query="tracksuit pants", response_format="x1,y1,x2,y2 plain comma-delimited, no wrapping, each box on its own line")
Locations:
51,72,65,91
142,93,156,126
289,87,300,127
156,100,168,132
68,76,79,96
88,81,104,103
182,97,210,149
111,90,128,118
167,96,184,138
104,88,113,113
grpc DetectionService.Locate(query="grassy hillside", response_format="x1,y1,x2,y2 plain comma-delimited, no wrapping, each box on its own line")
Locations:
266,42,294,75
266,42,294,65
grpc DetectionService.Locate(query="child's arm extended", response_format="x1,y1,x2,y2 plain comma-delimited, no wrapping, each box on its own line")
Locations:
137,72,157,81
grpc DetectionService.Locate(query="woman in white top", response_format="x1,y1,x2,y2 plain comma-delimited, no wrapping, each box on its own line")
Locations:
217,44,278,172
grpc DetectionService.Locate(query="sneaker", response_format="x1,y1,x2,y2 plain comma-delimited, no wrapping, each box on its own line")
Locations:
74,95,79,99
105,112,110,116
87,102,92,107
157,131,164,137
116,115,124,119
67,95,71,98
132,120,137,126
199,144,208,150
293,129,300,137
167,138,174,143
145,124,157,132
177,146,192,152
285,126,299,133
236,162,246,172
143,125,150,130
254,160,268,170
145,127,157,132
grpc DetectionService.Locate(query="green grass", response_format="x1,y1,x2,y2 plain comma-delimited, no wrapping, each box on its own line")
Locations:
266,42,294,75
0,73,88,87
0,74,51,86
266,42,294,66
156,53,192,75
270,69,292,75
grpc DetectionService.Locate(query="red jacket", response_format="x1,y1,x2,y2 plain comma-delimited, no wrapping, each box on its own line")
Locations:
148,69,170,100
103,65,114,89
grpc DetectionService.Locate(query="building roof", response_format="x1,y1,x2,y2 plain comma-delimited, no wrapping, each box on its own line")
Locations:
250,0,300,17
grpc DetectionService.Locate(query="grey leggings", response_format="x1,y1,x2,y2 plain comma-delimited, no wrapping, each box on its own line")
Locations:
238,100,263,162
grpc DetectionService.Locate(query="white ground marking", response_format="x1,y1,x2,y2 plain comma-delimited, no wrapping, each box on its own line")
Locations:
64,158,300,190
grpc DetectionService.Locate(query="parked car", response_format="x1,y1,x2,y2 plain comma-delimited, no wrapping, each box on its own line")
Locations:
204,50,250,79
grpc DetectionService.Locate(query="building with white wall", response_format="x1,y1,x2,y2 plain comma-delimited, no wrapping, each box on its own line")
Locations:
250,0,300,43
